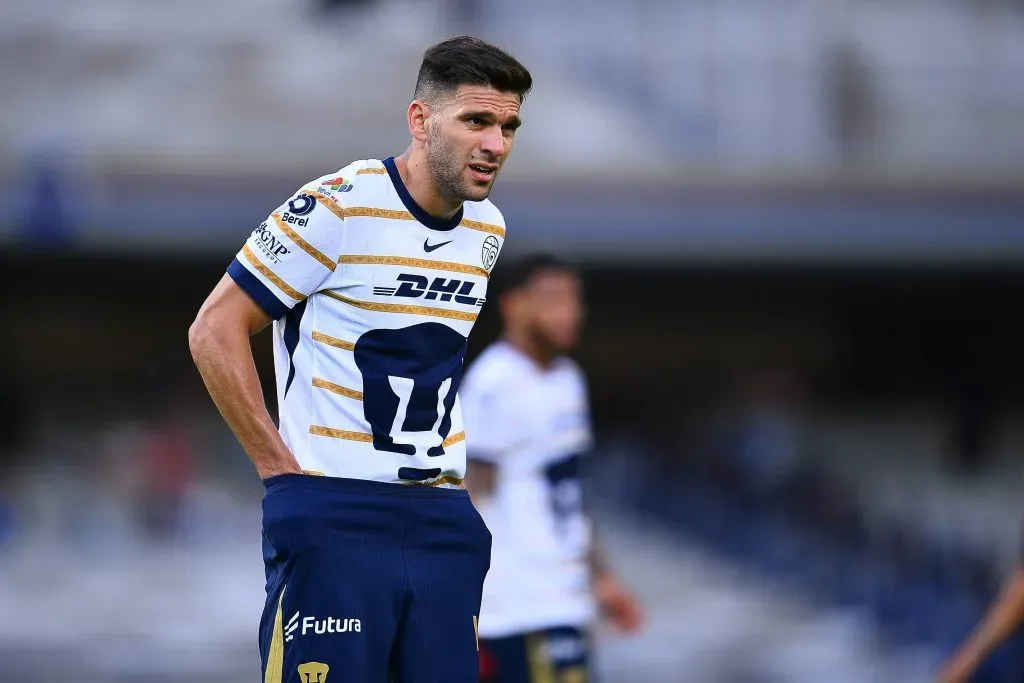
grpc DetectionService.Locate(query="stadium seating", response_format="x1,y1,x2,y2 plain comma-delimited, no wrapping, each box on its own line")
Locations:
592,414,1024,682
0,0,667,179
2,0,1023,178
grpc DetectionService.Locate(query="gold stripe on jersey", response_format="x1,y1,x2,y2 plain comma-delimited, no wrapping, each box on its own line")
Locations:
459,217,505,239
323,290,479,322
442,431,466,448
312,377,364,401
323,204,504,239
242,245,305,300
308,426,466,455
307,187,348,222
309,425,374,443
356,167,388,175
343,207,416,221
272,213,336,271
339,255,490,280
312,330,356,351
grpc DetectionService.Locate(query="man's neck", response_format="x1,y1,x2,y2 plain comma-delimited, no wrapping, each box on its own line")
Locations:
503,330,557,370
393,151,462,219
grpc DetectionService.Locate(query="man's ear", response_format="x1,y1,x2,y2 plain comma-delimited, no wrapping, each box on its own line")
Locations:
408,99,431,143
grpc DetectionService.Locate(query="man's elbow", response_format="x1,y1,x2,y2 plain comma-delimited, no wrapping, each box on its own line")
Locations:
188,308,218,365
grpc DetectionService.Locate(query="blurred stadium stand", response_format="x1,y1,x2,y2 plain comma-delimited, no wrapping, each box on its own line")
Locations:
3,0,1024,681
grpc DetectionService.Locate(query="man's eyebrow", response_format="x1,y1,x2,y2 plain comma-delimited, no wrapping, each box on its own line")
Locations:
460,111,522,128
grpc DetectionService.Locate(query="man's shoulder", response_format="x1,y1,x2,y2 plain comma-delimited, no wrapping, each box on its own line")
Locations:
463,343,521,392
300,159,387,202
552,356,586,382
462,198,506,235
553,357,589,401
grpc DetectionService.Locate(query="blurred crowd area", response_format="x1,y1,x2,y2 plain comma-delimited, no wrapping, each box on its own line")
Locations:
2,0,1024,182
3,1,1024,682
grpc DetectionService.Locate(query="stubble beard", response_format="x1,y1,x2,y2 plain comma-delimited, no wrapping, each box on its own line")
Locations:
427,126,490,204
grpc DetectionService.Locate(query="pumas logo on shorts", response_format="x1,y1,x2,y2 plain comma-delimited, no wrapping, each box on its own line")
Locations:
298,661,330,683
286,611,362,641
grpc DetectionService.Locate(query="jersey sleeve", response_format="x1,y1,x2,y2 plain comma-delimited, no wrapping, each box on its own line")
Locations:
226,188,343,320
460,368,519,465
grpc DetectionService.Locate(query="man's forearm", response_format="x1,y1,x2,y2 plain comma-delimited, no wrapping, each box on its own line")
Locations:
189,321,300,479
465,459,497,506
588,521,610,580
956,568,1024,665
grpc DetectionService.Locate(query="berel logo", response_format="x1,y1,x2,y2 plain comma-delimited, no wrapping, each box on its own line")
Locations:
287,193,318,216
372,274,485,307
286,611,362,642
280,213,309,228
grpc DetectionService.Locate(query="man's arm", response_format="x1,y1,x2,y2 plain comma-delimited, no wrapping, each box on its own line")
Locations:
188,274,302,480
584,499,644,634
938,566,1024,683
464,459,497,507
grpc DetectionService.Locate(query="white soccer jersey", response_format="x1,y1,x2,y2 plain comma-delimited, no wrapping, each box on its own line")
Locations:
460,341,597,636
227,157,505,487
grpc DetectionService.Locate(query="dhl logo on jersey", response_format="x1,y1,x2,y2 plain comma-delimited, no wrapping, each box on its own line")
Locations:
372,274,485,308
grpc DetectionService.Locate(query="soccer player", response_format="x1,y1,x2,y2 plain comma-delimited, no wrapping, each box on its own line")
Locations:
461,254,644,683
188,36,531,683
938,562,1024,683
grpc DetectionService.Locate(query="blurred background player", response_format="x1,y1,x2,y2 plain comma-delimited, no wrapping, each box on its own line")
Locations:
189,35,530,683
462,254,643,682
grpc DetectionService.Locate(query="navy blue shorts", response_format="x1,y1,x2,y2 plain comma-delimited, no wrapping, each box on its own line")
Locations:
479,625,592,683
258,474,491,683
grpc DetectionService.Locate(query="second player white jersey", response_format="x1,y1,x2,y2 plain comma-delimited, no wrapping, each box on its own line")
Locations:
460,341,596,636
227,157,505,487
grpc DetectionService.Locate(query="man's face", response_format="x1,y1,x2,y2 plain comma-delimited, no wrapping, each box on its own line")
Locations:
522,269,585,353
425,84,522,203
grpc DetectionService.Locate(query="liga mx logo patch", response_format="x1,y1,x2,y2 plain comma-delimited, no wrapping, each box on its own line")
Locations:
322,176,353,192
298,661,329,683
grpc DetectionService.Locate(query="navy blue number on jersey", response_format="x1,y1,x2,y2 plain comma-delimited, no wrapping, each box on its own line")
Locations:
353,323,467,479
543,454,583,536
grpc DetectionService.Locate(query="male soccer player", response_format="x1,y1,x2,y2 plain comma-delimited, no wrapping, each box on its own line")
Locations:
188,36,531,683
461,254,644,683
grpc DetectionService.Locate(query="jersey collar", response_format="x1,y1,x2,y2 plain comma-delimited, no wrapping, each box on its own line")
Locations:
383,157,463,232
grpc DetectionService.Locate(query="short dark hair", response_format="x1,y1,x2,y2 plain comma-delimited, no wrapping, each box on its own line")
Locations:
493,253,577,299
414,35,533,104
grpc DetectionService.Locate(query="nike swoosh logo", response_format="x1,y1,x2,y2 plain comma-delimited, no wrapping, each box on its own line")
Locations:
423,239,453,253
